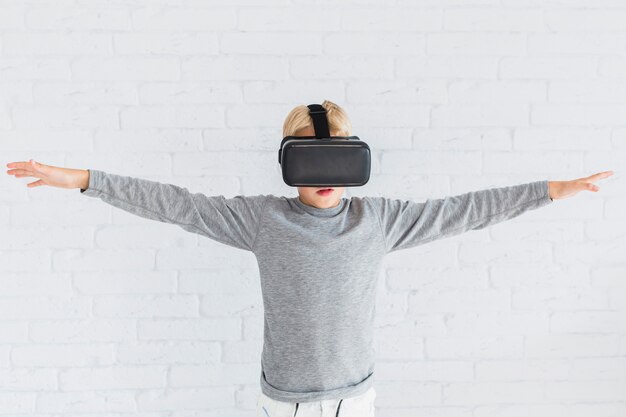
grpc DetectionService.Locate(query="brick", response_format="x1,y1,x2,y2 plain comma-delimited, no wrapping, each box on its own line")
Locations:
292,56,393,79
383,150,481,174
52,248,155,272
132,7,236,31
529,34,623,55
222,32,321,55
445,8,544,31
513,287,608,311
140,82,240,105
544,10,626,31
95,224,196,249
413,128,512,151
500,57,597,79
37,391,135,413
12,105,118,129
379,361,473,382
238,8,340,31
93,294,198,318
326,33,426,55
73,270,176,294
29,319,136,343
446,311,550,336
116,341,220,365
490,220,584,243
59,366,166,390
120,105,223,128
525,334,620,358
551,311,626,333
3,33,112,55
0,272,72,296
34,82,137,105
72,57,179,81
137,318,240,341
490,265,590,289
443,381,545,405
0,250,51,272
427,33,526,55
448,80,546,103
0,225,94,249
26,7,130,30
136,387,234,411
475,359,570,381
388,266,489,290
532,104,626,126
0,130,93,151
114,33,219,55
0,322,27,343
426,335,524,359
409,289,510,313
94,128,202,152
545,380,626,401
347,80,447,104
459,242,553,265
514,127,612,150
169,363,257,386
182,56,287,80
12,344,114,367
431,104,530,127
0,296,90,319
200,293,262,317
0,58,70,80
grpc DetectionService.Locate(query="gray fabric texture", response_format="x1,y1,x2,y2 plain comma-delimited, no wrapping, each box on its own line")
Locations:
81,169,553,403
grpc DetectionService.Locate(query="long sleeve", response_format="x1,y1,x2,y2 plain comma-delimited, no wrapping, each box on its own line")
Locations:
80,169,269,252
367,180,553,254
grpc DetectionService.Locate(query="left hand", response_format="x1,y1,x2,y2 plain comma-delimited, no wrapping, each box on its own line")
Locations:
548,171,614,200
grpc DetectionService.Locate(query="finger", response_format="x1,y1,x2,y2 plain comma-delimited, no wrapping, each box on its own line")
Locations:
585,171,614,182
6,161,30,170
7,169,34,176
582,182,599,192
7,160,43,172
26,179,45,187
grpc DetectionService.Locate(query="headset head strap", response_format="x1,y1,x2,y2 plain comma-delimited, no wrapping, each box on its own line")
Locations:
307,103,331,139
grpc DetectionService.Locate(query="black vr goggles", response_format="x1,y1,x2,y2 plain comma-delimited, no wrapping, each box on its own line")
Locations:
278,103,371,187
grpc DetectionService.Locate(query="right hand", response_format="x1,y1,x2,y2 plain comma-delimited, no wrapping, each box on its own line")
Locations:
5,159,89,190
548,170,614,200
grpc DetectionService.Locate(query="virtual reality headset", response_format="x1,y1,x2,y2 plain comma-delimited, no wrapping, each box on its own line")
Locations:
278,103,371,187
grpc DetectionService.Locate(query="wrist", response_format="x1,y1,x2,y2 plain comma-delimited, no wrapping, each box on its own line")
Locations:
79,169,90,190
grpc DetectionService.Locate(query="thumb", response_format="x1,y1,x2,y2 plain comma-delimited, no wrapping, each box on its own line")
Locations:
29,159,47,174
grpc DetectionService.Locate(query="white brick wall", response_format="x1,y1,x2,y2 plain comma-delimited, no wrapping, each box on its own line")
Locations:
1,2,624,416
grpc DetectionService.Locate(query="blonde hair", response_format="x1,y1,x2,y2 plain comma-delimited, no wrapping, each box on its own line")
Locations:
282,100,352,137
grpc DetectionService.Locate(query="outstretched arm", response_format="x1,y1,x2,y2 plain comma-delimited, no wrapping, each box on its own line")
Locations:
6,159,269,252
367,171,613,254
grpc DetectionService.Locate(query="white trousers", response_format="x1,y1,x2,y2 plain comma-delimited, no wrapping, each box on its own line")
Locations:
256,386,376,417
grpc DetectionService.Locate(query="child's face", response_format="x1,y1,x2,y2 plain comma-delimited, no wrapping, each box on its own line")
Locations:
293,125,346,209
297,185,345,209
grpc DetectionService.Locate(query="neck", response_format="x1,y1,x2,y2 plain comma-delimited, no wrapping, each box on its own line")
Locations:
298,196,341,209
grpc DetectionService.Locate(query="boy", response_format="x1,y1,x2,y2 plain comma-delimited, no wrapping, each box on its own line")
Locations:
6,101,613,417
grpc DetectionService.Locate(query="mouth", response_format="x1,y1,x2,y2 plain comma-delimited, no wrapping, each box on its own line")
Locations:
316,188,334,195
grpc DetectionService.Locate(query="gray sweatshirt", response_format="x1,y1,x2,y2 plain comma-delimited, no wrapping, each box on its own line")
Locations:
80,170,553,403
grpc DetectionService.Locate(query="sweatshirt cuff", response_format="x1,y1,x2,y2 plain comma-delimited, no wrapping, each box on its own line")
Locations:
79,169,104,197
538,179,553,203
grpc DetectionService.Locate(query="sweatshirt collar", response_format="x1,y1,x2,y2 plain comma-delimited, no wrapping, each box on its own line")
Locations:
294,196,347,217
